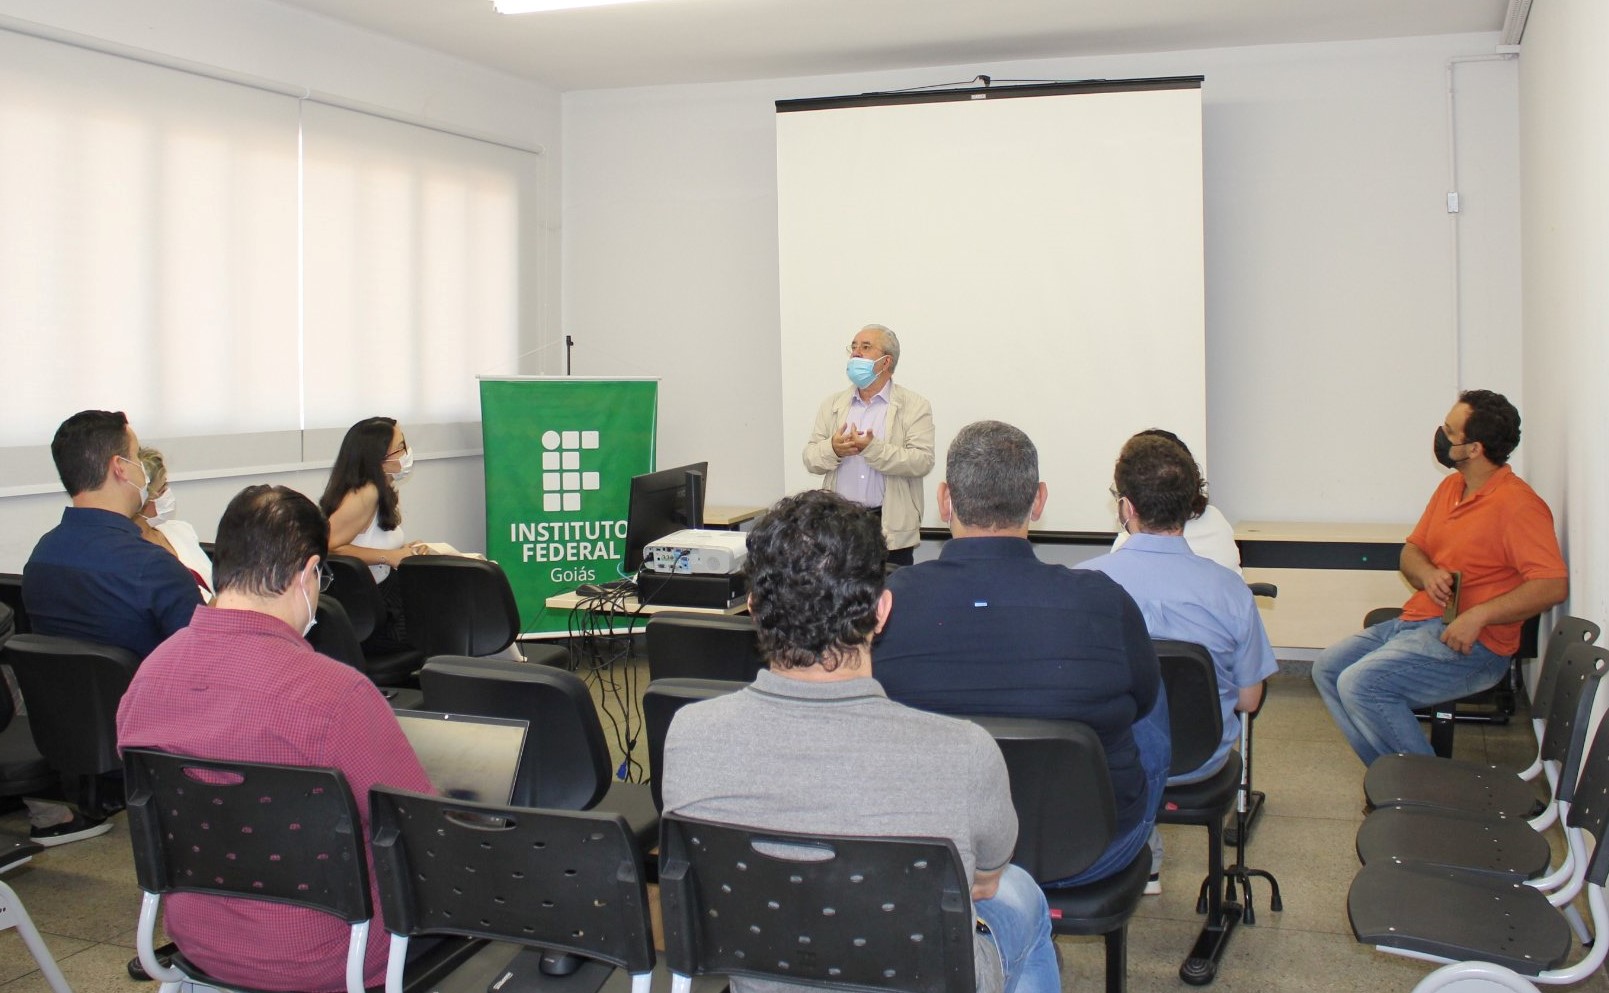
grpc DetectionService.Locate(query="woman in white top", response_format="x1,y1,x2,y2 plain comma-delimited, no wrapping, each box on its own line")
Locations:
135,447,214,597
1110,429,1242,575
319,416,434,651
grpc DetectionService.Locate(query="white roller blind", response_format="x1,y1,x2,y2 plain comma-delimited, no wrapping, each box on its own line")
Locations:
776,81,1206,534
0,28,300,449
302,103,529,430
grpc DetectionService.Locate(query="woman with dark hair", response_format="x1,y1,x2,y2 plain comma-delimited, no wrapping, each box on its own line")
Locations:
319,416,433,650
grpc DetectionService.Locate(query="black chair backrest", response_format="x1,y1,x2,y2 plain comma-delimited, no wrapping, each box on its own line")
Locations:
370,786,654,972
1153,639,1222,777
1546,641,1609,804
420,657,610,810
2,634,139,777
398,557,520,658
1563,683,1609,888
0,601,12,649
1362,606,1404,630
660,813,975,993
308,595,369,674
964,715,1116,883
123,748,371,922
325,555,382,644
645,612,763,683
644,678,745,812
1534,615,1601,721
0,574,28,635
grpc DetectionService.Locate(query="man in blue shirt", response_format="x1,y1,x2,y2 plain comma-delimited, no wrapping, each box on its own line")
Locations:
875,419,1167,888
21,409,202,844
1080,432,1277,889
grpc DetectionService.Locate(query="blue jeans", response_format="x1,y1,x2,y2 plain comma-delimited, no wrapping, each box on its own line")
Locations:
975,864,1059,993
1044,687,1171,887
1312,617,1509,767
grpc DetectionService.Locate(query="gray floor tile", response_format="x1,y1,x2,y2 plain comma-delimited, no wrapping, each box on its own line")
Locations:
0,939,147,993
1253,735,1371,822
0,930,94,986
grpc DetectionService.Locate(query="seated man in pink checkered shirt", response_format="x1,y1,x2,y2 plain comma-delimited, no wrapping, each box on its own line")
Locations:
117,484,432,993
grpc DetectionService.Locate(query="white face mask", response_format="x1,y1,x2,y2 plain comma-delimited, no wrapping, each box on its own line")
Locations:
117,456,149,508
387,447,414,483
146,488,177,526
299,567,319,638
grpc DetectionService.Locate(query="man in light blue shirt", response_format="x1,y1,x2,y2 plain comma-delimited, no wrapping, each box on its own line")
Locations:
1079,433,1276,891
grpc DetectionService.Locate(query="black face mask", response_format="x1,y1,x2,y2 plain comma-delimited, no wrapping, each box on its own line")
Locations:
1434,426,1469,469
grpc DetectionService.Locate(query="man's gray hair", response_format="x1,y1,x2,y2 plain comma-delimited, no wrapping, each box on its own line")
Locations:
862,323,900,371
946,420,1039,530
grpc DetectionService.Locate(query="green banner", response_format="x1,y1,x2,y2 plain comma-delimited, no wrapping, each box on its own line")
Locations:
481,377,658,636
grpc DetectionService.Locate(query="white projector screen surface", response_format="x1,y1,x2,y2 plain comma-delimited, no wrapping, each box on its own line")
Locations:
777,81,1206,535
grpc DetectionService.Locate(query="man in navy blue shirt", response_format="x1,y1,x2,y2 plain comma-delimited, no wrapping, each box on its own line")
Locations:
21,409,202,844
874,420,1168,887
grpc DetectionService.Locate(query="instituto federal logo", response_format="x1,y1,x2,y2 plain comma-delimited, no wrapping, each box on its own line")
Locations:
540,429,602,512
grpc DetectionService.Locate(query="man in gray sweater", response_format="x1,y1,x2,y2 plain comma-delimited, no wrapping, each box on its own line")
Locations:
663,490,1059,993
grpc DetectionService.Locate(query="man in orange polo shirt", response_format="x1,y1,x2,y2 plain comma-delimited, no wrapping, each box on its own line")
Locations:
1312,389,1568,766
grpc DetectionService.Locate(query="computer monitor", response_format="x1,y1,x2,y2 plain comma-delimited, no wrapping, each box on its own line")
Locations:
622,462,708,573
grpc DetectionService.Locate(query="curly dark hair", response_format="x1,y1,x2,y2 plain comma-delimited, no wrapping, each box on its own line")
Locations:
1458,389,1521,466
51,410,131,497
319,416,402,531
1114,434,1203,532
1135,428,1208,518
745,490,887,672
213,485,330,599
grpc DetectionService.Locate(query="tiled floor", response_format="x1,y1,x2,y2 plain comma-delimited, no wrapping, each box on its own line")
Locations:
2,670,1603,993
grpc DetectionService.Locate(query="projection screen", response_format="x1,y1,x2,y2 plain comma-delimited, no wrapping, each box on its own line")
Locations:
776,77,1206,535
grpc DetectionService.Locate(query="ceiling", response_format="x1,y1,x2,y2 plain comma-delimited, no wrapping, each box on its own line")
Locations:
268,0,1509,92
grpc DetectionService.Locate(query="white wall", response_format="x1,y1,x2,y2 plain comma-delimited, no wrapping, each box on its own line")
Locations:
0,0,563,570
1519,0,1609,628
563,33,1522,525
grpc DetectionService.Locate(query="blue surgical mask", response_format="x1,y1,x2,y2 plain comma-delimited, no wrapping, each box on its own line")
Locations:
846,356,881,390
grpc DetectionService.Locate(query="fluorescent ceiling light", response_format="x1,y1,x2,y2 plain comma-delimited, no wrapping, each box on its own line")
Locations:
494,0,658,12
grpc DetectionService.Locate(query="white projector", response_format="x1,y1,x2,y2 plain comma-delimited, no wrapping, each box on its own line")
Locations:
642,529,749,575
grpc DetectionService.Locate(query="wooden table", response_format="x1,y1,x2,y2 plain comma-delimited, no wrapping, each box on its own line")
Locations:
1236,520,1413,655
701,504,766,529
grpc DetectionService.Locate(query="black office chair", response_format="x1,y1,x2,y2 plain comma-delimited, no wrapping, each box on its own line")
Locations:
0,574,29,636
3,633,139,818
398,557,521,659
419,657,658,859
1153,639,1273,986
644,612,763,683
1362,606,1542,758
644,678,746,811
123,748,372,993
325,555,427,687
309,594,369,673
661,812,976,993
1348,699,1609,991
370,786,656,993
0,624,54,810
968,715,1151,993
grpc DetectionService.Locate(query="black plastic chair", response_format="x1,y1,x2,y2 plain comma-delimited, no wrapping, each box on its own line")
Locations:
310,594,369,673
644,678,746,812
398,557,522,659
1348,687,1609,989
370,786,655,993
325,555,427,688
660,812,975,993
123,748,372,993
1358,639,1609,888
418,657,658,859
645,612,763,683
968,715,1150,993
3,633,139,817
1362,626,1604,821
0,834,71,993
1153,639,1263,986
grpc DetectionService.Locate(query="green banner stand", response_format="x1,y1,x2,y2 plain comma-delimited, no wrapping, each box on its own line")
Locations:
480,377,658,637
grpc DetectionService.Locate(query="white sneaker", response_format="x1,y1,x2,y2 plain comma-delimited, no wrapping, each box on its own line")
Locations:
1144,873,1162,896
